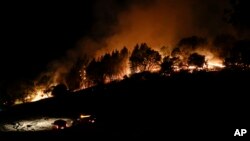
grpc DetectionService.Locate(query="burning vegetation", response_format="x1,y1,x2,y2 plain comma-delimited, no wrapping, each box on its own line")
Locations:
7,34,250,104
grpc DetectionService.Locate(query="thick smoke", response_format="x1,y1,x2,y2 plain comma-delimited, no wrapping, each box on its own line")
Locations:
78,0,233,57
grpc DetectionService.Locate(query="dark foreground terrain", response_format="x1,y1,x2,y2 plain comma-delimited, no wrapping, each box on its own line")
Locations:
0,70,249,140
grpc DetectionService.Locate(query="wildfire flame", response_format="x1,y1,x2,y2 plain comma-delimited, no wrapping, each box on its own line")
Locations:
29,89,53,102
207,61,225,69
22,56,224,103
14,85,55,105
17,47,227,104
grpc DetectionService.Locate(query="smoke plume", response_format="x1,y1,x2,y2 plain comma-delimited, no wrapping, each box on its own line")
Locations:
78,0,233,57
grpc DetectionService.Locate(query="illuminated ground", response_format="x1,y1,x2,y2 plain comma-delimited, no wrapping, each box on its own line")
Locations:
0,117,73,132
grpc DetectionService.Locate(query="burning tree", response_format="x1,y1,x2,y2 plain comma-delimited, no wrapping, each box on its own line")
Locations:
171,36,208,63
170,48,183,69
65,55,89,90
102,47,129,81
130,43,161,73
86,47,129,85
86,59,103,84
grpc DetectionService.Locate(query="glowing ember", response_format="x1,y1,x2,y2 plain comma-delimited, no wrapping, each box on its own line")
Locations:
150,66,161,72
173,66,181,72
188,66,196,70
80,114,91,119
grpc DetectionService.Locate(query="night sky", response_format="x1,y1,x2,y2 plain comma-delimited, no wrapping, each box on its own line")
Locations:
1,1,95,80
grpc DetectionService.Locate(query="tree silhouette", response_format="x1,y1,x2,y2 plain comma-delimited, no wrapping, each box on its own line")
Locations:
170,48,184,69
172,36,208,62
161,56,174,73
51,84,68,97
171,48,182,58
86,47,129,84
65,55,89,90
188,53,206,68
86,59,104,84
130,43,161,73
116,47,129,78
102,52,112,80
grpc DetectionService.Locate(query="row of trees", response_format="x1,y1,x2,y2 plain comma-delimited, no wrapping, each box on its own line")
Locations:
82,43,207,86
82,40,249,87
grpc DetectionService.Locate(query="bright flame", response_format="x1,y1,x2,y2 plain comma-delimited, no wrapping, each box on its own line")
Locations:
207,61,225,69
30,89,52,102
197,50,225,70
206,57,225,70
19,86,54,104
151,66,161,72
188,66,196,70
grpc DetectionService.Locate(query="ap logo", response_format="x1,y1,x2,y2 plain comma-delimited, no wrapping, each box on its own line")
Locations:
234,129,247,136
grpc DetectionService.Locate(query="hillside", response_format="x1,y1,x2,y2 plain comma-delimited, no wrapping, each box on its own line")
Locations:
0,70,249,139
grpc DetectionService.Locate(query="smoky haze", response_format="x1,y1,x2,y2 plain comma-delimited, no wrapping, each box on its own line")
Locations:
77,0,233,57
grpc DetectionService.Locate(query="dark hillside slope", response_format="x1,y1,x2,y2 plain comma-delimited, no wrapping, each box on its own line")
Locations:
0,70,249,139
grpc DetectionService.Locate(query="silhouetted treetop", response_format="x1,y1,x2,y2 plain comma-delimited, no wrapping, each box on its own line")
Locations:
86,47,129,84
161,56,174,73
52,84,68,97
188,53,206,68
130,43,161,73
